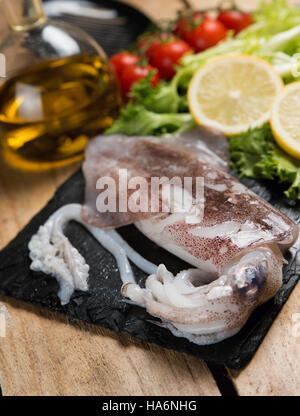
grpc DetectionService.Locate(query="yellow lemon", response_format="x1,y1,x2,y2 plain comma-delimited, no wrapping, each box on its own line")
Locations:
188,55,283,135
271,81,300,160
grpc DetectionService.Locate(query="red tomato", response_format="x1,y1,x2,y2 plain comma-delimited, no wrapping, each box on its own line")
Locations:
138,32,174,60
139,37,161,59
110,52,139,78
149,39,191,80
119,64,160,96
173,12,203,38
217,10,253,34
183,17,227,52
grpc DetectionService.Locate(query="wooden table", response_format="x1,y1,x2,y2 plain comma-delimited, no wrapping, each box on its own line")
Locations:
0,0,300,396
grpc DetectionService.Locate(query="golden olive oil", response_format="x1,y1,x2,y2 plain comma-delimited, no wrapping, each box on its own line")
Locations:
0,54,121,168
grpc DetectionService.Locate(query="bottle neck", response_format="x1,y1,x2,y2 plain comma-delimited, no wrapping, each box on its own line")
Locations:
2,0,46,31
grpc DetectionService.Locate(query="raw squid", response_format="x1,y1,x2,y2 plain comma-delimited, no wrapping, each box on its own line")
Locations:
82,127,230,229
28,128,299,345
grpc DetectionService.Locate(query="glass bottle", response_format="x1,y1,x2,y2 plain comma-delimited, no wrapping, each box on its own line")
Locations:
0,0,121,170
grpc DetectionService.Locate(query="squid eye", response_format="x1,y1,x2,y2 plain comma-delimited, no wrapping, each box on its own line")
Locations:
233,262,267,296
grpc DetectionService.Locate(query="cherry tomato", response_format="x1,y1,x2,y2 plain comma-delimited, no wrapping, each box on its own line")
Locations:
110,52,139,78
217,10,253,34
173,12,203,38
149,39,191,80
119,64,160,96
183,17,227,52
138,32,174,60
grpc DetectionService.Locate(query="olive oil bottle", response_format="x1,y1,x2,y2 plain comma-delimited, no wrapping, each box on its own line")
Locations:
0,0,121,169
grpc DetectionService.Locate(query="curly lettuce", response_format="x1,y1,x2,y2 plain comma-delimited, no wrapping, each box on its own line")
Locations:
240,0,300,39
105,101,195,136
229,125,300,200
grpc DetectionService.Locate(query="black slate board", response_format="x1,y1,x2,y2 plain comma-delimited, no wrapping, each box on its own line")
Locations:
0,169,299,370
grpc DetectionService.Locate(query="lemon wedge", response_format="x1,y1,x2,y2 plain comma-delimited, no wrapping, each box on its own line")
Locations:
188,55,283,135
271,81,300,160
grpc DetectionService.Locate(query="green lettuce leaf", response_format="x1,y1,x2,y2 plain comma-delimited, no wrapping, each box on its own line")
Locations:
130,68,194,114
105,102,195,136
229,125,300,200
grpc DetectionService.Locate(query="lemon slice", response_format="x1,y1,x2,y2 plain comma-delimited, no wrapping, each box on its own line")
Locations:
270,82,300,160
188,55,283,135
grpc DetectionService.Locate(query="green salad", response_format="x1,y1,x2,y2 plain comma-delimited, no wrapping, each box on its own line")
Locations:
106,0,300,200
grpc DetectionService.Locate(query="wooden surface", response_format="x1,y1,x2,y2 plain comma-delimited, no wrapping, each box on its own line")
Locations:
0,0,299,397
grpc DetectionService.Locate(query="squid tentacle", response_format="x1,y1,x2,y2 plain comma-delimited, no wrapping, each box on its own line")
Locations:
122,245,283,345
28,204,157,304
